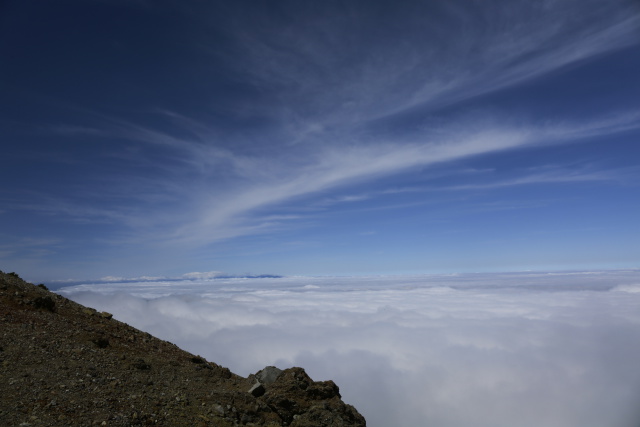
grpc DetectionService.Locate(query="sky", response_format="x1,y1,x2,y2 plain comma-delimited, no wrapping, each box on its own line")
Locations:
58,270,640,427
1,0,640,282
2,3,640,425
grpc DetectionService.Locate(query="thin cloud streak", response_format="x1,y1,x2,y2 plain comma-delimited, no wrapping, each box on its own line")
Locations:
168,114,640,245
439,168,627,192
217,1,639,126
27,110,640,247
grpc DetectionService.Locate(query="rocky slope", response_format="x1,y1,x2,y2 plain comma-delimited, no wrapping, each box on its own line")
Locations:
0,271,366,426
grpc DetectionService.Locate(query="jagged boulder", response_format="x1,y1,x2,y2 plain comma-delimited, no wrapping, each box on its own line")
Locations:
257,365,283,384
258,367,365,426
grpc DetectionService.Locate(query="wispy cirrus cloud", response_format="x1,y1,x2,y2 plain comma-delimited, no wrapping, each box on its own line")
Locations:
213,0,639,127
157,112,640,245
31,108,640,247
438,165,633,192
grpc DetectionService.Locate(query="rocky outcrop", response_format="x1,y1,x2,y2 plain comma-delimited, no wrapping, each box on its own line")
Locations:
0,271,366,426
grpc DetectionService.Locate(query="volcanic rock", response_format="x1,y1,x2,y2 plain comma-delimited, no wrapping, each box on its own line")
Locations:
0,271,366,426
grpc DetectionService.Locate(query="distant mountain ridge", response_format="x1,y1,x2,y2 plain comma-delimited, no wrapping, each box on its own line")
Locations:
0,270,366,426
46,273,285,290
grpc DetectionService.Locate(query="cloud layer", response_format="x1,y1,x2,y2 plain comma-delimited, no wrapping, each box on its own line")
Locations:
59,270,640,427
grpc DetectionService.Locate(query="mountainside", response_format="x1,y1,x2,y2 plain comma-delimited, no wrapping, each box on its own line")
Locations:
0,271,366,426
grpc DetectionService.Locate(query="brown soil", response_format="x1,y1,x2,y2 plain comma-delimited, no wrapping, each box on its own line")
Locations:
0,271,366,426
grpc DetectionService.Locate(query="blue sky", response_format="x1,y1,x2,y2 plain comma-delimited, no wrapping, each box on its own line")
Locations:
1,0,639,281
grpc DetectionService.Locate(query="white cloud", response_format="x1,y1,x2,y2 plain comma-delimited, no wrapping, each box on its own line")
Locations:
613,283,640,293
182,271,225,280
99,276,126,282
59,270,640,427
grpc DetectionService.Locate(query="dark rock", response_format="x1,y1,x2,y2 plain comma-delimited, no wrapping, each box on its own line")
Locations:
32,296,55,312
131,359,151,370
307,380,341,399
248,382,266,397
91,337,110,349
261,367,365,426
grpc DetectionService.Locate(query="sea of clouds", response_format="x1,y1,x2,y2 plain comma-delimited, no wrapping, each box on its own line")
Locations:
57,270,640,427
